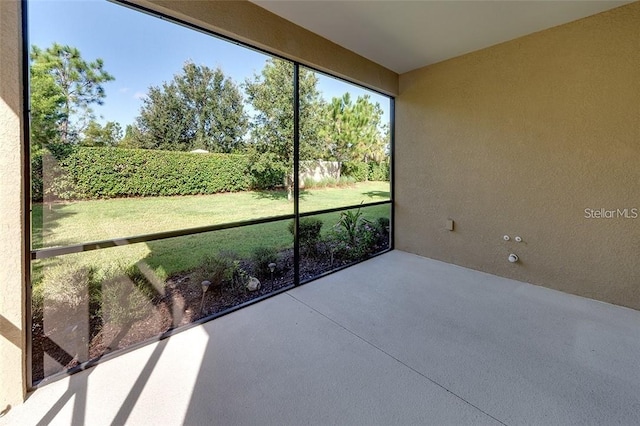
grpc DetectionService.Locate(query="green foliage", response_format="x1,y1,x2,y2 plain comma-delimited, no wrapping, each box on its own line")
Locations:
303,176,335,189
341,161,389,182
40,264,98,310
289,217,323,255
101,265,154,327
246,149,286,190
245,58,326,198
324,93,387,163
41,145,82,202
341,162,369,182
60,147,252,198
336,205,364,245
119,124,144,149
192,254,237,291
302,176,356,189
44,164,80,202
251,246,279,279
134,61,248,153
330,210,390,263
30,43,114,144
29,60,65,149
31,149,44,202
368,161,390,181
81,120,123,147
376,216,390,230
339,176,357,186
32,261,101,321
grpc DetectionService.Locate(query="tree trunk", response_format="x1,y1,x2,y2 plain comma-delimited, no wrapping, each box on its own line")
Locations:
286,173,294,202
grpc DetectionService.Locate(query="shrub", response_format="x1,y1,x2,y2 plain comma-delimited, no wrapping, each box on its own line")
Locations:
60,147,252,199
250,165,285,190
341,161,390,182
101,266,154,327
303,176,317,189
326,229,368,263
289,217,323,255
357,220,380,257
192,255,236,291
377,216,390,231
247,151,286,190
341,161,369,182
35,145,82,203
321,177,339,187
304,176,354,189
31,149,44,202
335,205,364,245
368,161,390,181
251,246,279,279
330,211,390,263
33,261,102,332
338,176,356,186
40,264,99,311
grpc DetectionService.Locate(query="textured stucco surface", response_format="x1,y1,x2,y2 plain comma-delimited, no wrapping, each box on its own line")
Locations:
130,0,398,96
396,2,640,309
0,0,26,409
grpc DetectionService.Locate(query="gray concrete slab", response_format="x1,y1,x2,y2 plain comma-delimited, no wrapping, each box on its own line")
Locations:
180,294,497,426
289,251,640,425
2,250,639,425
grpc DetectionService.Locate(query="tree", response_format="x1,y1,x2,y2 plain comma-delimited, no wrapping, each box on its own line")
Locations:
119,124,145,149
30,43,114,144
30,60,65,149
81,121,123,147
324,93,386,163
245,59,326,198
133,61,248,152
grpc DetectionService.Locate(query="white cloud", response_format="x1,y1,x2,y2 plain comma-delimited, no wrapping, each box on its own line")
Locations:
118,87,130,94
133,92,147,100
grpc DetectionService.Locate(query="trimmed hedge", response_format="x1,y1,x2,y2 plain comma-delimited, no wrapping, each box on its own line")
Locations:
341,161,390,182
31,149,44,202
62,147,252,199
32,146,391,201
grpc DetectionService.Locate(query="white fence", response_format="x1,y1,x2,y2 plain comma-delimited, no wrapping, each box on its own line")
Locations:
299,160,341,187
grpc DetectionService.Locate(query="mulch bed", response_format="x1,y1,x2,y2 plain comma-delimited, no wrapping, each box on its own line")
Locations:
31,243,388,383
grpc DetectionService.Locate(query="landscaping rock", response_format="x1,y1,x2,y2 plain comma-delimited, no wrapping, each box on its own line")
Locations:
246,276,261,291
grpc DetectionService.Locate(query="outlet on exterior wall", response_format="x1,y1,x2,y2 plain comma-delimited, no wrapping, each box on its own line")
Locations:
446,219,454,231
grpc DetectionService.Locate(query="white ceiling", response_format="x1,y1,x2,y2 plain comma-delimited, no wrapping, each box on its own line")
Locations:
251,0,634,74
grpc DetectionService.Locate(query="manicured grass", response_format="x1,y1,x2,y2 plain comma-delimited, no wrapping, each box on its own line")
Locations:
32,182,391,289
33,181,390,248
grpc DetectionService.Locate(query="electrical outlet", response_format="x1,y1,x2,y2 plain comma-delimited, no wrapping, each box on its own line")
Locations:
446,219,454,231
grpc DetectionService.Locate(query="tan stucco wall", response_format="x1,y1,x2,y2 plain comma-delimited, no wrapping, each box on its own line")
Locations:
128,0,398,96
0,0,27,409
396,2,640,309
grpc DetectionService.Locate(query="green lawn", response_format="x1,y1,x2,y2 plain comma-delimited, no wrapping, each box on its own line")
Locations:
33,181,390,248
32,182,391,289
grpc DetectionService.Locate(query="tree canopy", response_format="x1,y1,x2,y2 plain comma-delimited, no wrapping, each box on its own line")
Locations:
324,93,387,163
132,61,248,153
30,43,114,145
244,59,326,196
29,42,390,194
81,121,123,147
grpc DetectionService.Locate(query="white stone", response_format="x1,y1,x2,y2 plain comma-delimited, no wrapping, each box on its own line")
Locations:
246,277,261,292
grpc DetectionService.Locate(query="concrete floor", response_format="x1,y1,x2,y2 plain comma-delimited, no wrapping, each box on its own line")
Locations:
2,250,640,425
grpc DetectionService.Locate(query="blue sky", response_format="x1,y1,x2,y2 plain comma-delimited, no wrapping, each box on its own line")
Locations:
28,0,390,129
